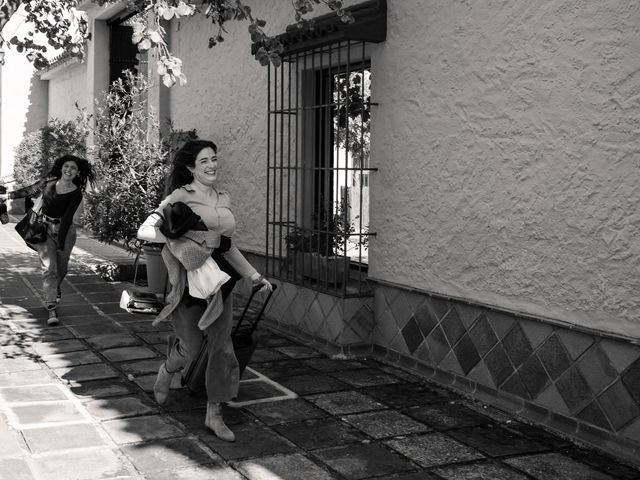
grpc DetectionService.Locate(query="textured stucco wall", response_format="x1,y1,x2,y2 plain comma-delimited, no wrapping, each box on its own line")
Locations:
369,0,640,335
47,62,88,121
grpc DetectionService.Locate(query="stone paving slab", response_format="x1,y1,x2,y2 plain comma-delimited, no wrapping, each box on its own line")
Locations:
341,410,431,439
84,396,158,420
277,373,351,395
150,464,245,480
312,443,418,480
272,417,367,450
21,423,107,453
307,391,387,415
29,339,88,355
448,424,551,457
244,398,328,425
0,458,36,480
68,378,138,401
9,401,87,425
433,462,530,480
28,446,135,480
41,350,103,368
0,424,29,459
100,346,158,363
54,363,120,383
235,452,335,480
0,384,68,403
102,414,184,444
120,438,220,475
504,452,619,480
204,423,298,460
85,333,142,350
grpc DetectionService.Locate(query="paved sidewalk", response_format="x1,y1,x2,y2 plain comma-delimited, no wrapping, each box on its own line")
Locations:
1,221,639,480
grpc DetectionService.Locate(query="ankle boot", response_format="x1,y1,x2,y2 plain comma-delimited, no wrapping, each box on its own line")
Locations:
153,363,175,405
205,402,235,442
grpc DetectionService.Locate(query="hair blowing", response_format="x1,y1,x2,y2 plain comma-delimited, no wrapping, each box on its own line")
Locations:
49,154,96,191
165,140,218,195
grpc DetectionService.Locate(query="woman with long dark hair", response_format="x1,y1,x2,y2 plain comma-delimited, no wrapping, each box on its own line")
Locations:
1,154,96,325
137,139,271,442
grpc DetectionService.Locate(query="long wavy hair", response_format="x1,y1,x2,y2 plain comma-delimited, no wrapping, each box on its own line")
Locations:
165,140,218,195
49,154,96,191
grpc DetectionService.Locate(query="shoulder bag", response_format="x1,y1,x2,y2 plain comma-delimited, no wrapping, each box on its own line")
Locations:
15,196,47,248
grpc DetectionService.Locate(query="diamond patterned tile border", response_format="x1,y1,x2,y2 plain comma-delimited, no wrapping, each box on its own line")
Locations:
269,280,640,453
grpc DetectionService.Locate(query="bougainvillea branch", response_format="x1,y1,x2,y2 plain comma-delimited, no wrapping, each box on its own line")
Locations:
0,0,355,86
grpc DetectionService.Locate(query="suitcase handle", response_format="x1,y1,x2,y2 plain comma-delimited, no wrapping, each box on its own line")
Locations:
232,283,277,338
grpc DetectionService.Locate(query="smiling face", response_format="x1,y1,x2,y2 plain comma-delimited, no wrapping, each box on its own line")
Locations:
187,147,218,186
61,160,79,182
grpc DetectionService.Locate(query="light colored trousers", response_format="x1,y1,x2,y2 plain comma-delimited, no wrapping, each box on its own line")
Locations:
34,224,76,307
165,295,239,403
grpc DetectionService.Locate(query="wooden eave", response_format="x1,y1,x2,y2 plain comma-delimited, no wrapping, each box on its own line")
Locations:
270,0,387,57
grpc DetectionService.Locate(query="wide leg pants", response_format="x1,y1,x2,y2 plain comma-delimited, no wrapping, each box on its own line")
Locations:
164,294,239,403
34,225,76,307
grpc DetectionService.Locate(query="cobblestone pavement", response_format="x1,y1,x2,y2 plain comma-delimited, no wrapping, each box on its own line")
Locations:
1,221,639,480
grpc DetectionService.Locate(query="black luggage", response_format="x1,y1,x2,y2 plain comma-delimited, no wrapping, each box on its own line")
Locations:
182,283,277,396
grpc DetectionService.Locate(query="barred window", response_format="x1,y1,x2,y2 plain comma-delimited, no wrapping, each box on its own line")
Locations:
264,1,386,297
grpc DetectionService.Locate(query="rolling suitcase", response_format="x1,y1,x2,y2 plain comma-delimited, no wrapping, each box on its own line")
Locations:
182,283,277,396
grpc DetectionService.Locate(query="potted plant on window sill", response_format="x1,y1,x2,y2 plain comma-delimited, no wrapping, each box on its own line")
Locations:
285,202,355,287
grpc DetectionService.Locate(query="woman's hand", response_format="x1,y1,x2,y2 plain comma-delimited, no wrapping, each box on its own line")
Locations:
258,277,273,292
251,272,273,292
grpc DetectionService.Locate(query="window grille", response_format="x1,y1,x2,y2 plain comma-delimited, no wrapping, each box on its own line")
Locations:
264,1,386,297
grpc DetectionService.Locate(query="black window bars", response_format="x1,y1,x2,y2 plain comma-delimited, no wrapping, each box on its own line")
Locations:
265,40,376,297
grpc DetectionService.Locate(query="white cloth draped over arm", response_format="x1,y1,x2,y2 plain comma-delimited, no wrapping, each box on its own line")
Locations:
137,212,167,243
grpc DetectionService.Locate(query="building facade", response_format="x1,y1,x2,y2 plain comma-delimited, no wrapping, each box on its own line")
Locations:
1,0,639,464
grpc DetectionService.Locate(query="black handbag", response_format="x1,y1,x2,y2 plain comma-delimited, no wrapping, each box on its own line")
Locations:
15,209,47,247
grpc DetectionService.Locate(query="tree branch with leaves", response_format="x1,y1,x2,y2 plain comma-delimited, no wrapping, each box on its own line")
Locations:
0,0,354,85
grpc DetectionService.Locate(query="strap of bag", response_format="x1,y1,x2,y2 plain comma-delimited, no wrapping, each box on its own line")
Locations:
32,195,43,214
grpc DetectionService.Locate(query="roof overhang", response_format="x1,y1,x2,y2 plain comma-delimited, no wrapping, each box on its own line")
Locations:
271,0,387,57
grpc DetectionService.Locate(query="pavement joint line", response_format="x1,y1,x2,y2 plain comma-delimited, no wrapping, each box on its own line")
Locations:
20,275,45,307
227,366,298,408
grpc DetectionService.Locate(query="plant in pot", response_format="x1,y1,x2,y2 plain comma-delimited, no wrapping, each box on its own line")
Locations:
285,199,355,286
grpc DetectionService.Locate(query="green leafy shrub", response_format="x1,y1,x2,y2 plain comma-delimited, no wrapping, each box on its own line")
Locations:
82,71,174,252
13,118,87,187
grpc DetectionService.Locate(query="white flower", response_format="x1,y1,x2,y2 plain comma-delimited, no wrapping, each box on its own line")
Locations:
138,38,152,51
176,2,196,17
163,73,176,88
157,60,167,76
148,30,164,44
158,5,175,20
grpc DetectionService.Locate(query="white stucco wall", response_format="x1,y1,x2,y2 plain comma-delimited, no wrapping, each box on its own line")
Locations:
46,61,88,121
370,0,640,335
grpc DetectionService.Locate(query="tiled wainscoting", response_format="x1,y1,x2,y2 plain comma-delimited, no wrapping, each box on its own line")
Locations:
261,277,640,466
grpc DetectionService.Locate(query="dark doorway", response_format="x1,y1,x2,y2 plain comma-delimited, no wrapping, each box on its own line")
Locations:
109,20,138,85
